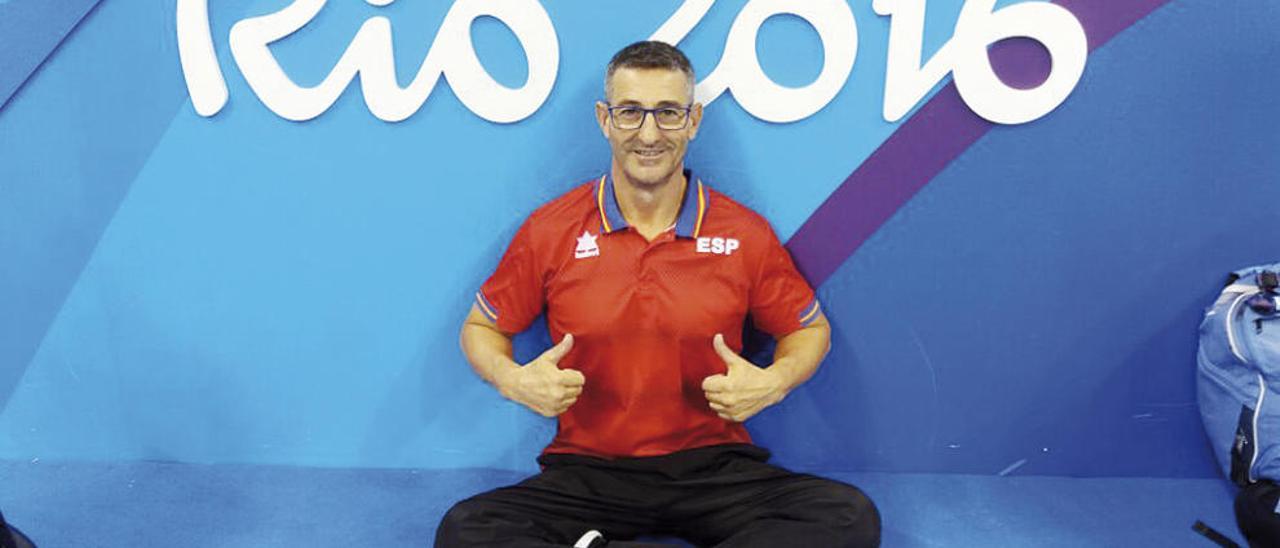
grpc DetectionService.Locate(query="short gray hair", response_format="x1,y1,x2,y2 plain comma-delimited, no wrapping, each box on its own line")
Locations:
604,41,696,101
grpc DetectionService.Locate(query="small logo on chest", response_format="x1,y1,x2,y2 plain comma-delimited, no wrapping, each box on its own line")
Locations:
696,236,740,256
575,230,600,259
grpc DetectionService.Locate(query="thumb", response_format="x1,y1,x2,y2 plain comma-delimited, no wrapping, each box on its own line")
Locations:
541,333,575,364
712,333,739,365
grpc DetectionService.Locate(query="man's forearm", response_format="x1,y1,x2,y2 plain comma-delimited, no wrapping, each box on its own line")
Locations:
459,311,582,417
769,318,832,394
460,321,520,390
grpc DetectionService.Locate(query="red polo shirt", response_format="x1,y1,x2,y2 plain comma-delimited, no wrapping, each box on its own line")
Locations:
475,172,821,459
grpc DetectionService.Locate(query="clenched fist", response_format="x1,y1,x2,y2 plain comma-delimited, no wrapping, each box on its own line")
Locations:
496,334,585,417
702,333,786,422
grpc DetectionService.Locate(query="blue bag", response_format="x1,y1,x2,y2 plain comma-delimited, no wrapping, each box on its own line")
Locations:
1198,263,1280,485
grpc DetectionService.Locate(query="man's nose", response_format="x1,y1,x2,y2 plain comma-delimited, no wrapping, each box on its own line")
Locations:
636,112,662,142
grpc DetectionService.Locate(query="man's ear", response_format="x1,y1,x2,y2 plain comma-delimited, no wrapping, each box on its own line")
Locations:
688,102,704,140
595,101,611,139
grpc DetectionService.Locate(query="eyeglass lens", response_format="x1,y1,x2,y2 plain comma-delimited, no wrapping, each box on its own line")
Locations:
612,107,687,130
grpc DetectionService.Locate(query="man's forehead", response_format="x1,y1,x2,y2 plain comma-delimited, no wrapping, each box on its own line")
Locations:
607,67,692,105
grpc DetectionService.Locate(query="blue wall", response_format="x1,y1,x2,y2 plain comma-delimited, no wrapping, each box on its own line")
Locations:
1,0,1277,477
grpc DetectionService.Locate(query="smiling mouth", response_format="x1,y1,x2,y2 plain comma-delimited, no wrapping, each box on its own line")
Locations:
633,149,665,158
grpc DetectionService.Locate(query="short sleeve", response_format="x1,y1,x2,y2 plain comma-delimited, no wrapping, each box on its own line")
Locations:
749,227,821,337
476,219,546,334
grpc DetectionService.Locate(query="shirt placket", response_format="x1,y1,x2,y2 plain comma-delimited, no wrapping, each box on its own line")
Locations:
633,230,677,323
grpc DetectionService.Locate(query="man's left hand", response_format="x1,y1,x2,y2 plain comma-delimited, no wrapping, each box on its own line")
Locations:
702,333,787,422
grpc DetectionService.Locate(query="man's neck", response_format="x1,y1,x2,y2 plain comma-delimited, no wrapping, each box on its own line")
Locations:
611,165,686,238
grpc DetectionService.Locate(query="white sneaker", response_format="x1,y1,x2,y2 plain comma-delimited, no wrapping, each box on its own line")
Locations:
573,529,606,548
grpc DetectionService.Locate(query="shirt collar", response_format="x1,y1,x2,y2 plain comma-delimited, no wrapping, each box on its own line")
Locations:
595,169,710,239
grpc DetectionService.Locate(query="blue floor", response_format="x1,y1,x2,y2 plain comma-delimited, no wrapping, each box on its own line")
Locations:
0,460,1242,547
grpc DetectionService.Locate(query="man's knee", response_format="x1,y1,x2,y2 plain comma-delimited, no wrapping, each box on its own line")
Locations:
812,479,881,547
435,497,487,547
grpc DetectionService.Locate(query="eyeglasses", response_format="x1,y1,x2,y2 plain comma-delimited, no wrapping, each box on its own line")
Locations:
605,104,692,130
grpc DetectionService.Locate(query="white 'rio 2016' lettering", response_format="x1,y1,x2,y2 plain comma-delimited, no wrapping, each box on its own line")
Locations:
177,0,558,123
873,0,1086,124
177,0,1086,125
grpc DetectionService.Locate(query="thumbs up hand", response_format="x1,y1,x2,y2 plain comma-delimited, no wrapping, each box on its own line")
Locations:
496,334,585,417
701,333,786,422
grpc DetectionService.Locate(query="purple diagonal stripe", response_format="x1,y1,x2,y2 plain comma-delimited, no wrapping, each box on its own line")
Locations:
786,0,1176,287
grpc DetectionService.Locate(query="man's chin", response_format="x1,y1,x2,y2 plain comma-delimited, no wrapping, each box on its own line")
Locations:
622,165,677,188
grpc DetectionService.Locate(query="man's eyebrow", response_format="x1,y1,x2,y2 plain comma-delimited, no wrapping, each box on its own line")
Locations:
609,99,687,108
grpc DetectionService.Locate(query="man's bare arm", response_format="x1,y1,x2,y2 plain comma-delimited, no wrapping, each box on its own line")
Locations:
702,312,831,422
459,304,584,417
767,311,832,393
460,304,521,386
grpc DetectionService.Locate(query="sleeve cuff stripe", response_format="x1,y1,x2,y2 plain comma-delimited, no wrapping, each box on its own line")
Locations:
475,291,499,322
798,299,821,326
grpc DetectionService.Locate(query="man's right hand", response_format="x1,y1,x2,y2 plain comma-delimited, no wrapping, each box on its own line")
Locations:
494,334,584,417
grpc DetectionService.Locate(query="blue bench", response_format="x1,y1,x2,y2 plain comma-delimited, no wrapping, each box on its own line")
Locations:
0,460,1241,546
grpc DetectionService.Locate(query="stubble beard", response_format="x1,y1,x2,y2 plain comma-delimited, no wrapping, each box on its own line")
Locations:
620,145,684,191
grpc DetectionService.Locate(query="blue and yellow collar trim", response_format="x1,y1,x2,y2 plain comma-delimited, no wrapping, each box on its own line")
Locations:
595,170,709,238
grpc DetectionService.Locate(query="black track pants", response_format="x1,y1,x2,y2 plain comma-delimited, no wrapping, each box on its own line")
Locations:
435,444,880,547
